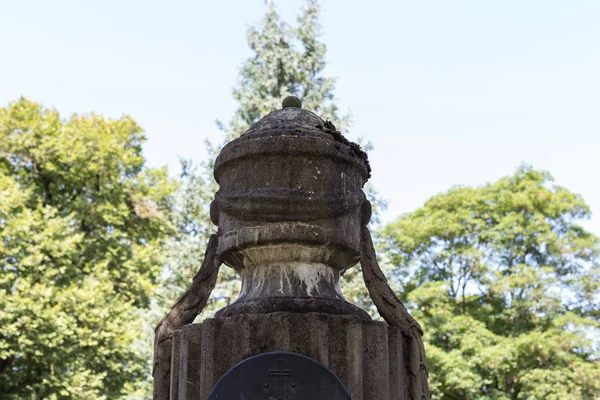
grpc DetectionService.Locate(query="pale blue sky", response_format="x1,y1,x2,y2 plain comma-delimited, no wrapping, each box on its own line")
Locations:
2,0,599,234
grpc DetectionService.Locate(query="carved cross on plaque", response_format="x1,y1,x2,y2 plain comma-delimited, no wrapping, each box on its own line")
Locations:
207,352,352,400
268,358,291,399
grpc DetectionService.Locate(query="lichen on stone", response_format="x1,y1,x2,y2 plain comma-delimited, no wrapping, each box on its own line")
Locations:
316,120,372,179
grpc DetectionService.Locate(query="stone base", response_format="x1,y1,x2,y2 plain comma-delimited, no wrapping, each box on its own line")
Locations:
214,297,372,320
170,312,408,400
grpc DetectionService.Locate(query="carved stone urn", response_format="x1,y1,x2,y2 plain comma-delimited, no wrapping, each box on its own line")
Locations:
153,97,429,400
211,102,371,320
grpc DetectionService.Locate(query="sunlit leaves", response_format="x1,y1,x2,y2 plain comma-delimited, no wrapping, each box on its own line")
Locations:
383,165,600,399
0,98,175,399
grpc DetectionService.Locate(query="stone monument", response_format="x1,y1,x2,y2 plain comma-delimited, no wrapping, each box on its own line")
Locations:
153,97,430,399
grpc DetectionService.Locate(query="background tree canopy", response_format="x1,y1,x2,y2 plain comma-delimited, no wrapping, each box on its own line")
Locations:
134,1,371,397
156,0,359,320
1,1,599,399
0,99,175,399
383,165,600,399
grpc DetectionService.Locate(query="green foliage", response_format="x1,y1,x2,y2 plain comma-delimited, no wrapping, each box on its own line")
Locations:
139,1,384,394
135,0,360,399
383,165,600,399
159,0,358,317
216,0,350,143
153,1,386,334
0,98,175,399
135,3,360,396
158,160,236,318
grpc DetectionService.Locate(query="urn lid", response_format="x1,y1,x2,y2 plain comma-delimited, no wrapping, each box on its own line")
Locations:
214,97,371,183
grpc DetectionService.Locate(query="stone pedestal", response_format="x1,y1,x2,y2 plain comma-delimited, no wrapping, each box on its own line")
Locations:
171,313,408,400
153,98,429,400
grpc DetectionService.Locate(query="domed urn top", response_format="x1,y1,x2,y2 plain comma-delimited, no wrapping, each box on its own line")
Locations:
211,97,372,319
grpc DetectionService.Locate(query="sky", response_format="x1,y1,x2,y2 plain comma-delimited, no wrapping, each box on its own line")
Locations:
1,0,599,234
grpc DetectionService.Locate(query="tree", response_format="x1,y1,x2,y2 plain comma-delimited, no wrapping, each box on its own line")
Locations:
0,98,175,399
216,0,351,143
131,4,370,397
383,165,600,399
159,0,364,318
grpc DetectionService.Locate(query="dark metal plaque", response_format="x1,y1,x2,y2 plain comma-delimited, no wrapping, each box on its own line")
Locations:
208,351,352,400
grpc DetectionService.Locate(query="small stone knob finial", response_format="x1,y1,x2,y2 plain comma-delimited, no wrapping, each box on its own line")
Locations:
282,96,302,109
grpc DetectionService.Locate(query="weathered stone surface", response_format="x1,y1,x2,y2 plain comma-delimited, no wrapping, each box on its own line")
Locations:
173,313,407,400
212,107,371,318
153,235,221,400
154,101,429,399
168,330,180,400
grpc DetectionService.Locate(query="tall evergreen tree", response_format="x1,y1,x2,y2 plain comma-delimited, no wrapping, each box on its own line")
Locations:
0,98,175,399
135,2,372,397
159,0,362,318
216,0,350,143
383,165,600,399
